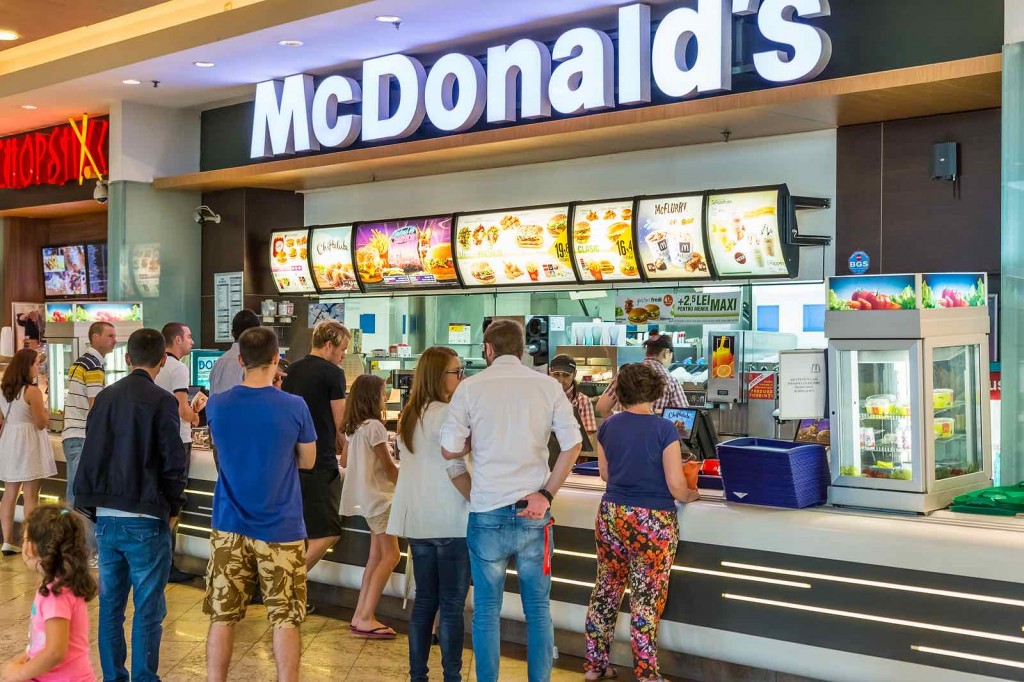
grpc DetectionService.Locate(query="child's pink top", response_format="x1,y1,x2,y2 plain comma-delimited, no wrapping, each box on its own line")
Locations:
27,586,94,682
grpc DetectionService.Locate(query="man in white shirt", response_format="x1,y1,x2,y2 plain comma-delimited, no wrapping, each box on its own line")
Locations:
156,322,207,582
441,319,583,682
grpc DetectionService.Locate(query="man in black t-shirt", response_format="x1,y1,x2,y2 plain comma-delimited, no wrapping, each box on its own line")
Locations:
281,320,350,583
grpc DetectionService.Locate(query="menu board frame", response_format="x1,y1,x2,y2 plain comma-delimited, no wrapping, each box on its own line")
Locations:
270,227,317,295
453,202,578,289
632,191,715,284
41,241,108,300
567,197,641,284
308,223,359,294
352,213,460,292
704,183,799,280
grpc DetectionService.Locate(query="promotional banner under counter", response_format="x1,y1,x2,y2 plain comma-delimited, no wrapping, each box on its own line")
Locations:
615,290,741,325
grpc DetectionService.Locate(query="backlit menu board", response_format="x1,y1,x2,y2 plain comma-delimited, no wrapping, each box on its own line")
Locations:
353,216,457,291
87,243,108,296
309,225,357,293
635,194,709,280
270,229,315,294
706,188,789,277
571,200,640,283
455,205,576,286
42,245,88,298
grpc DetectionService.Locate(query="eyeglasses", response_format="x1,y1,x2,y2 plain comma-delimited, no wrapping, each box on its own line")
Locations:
549,371,573,379
445,368,466,379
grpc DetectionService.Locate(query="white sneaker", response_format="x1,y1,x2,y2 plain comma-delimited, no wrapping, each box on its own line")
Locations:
1,543,21,556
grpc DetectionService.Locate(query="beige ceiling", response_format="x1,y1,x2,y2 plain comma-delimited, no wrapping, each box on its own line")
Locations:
0,0,168,52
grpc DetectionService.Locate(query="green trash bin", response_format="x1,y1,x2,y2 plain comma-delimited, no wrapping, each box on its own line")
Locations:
951,483,1024,516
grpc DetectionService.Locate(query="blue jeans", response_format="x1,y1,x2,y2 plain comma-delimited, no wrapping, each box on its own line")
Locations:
95,517,172,682
467,505,553,682
62,437,84,506
409,538,471,682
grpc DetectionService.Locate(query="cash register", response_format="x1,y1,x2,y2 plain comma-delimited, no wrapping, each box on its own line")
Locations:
660,406,723,489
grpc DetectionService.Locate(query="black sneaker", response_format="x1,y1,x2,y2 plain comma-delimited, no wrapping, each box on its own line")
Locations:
167,567,194,583
306,602,316,615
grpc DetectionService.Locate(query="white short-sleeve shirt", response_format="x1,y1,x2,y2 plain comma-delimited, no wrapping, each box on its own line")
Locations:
155,354,191,444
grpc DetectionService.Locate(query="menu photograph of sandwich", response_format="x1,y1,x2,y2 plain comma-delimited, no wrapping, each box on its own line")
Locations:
270,229,315,293
571,200,640,283
635,194,709,281
353,216,458,290
310,225,358,292
706,189,788,277
455,206,576,286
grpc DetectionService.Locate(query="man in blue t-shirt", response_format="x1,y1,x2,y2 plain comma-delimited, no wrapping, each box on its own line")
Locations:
204,327,316,682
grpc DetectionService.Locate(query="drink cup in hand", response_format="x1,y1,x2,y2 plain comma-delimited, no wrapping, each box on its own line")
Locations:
683,461,701,491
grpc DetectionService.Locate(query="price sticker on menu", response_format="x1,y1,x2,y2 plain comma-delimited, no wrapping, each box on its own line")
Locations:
448,324,471,345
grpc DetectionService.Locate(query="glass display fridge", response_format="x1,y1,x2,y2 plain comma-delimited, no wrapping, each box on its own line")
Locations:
43,303,143,433
826,274,991,513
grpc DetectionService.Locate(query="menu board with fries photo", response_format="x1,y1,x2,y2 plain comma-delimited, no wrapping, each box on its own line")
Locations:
270,229,315,294
571,200,640,283
353,216,457,291
706,189,789,277
455,205,576,287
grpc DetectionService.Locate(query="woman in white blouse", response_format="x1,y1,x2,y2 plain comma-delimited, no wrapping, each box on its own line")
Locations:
387,346,471,682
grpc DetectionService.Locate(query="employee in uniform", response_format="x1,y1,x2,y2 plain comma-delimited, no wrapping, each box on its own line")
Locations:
595,333,687,416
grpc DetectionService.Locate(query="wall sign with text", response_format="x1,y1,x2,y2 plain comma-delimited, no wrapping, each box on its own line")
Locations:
250,1,832,158
0,117,108,190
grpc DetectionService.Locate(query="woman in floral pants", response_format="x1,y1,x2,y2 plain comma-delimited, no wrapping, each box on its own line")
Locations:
583,361,699,681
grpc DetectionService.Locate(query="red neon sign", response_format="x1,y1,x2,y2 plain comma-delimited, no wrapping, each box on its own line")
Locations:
0,118,108,190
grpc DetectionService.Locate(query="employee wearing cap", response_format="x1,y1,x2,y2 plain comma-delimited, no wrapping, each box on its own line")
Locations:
596,334,687,417
548,354,597,436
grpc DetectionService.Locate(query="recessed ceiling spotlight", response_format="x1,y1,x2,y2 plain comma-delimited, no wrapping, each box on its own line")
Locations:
0,29,19,41
375,15,401,23
20,104,37,110
278,40,303,47
193,61,215,68
122,79,142,85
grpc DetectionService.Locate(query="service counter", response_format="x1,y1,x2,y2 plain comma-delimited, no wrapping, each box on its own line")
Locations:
33,440,1024,682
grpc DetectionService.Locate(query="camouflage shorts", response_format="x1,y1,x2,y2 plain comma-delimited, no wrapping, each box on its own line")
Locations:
203,530,307,628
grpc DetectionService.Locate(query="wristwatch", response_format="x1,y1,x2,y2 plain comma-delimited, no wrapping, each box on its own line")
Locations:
537,489,554,504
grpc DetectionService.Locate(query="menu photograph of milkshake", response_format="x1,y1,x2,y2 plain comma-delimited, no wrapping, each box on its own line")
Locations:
455,205,577,287
634,194,709,280
270,229,315,294
353,216,458,291
309,225,358,293
570,200,641,283
706,189,789,277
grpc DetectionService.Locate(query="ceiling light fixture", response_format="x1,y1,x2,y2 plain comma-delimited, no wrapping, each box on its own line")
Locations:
193,61,215,68
20,105,37,110
122,79,142,85
375,15,401,23
0,29,19,41
278,40,303,47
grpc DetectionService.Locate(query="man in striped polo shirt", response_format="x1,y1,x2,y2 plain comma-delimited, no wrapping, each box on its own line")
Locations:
62,321,117,507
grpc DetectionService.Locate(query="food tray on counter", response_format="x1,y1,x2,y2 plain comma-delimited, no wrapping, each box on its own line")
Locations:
717,438,829,509
951,483,1024,516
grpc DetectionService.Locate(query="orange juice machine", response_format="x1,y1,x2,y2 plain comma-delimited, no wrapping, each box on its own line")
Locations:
705,331,798,437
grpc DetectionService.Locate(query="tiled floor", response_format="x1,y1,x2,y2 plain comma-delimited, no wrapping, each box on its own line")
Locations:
0,556,658,681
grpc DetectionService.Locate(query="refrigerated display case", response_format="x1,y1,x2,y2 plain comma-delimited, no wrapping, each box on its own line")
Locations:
826,274,991,512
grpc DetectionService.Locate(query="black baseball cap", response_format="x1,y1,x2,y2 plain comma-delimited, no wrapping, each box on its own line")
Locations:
643,333,673,353
548,354,577,373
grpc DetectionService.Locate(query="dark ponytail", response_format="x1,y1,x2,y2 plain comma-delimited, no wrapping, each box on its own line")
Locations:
25,505,97,601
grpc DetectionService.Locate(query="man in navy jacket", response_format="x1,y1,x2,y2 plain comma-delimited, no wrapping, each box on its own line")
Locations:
75,328,188,682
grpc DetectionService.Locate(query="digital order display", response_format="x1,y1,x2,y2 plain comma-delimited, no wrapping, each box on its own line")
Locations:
706,189,789,277
571,200,640,283
634,194,709,280
353,216,457,291
662,407,697,440
455,205,576,286
87,243,108,296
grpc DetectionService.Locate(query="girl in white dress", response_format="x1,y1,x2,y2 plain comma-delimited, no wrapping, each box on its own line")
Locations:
0,349,57,555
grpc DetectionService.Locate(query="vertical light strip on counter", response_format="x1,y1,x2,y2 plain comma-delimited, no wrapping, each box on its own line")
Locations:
911,645,1024,670
723,593,1024,645
721,561,1024,607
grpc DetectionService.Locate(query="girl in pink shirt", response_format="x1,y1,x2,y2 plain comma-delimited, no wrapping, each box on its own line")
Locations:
0,506,96,682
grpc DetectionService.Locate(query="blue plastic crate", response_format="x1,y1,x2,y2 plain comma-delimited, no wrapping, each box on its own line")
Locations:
717,438,829,508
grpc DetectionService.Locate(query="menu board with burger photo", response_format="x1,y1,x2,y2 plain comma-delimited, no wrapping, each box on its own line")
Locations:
353,216,457,291
270,229,315,294
571,200,640,283
309,225,358,293
635,194,709,280
42,245,89,298
455,205,576,286
706,188,790,277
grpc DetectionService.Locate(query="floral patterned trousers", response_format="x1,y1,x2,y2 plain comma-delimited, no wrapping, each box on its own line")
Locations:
584,501,679,681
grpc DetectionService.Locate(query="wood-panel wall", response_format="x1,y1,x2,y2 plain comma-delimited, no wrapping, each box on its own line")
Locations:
836,109,1001,275
1,211,107,326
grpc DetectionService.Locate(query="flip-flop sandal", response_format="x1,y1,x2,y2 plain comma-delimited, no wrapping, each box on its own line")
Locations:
584,667,618,680
351,626,397,640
